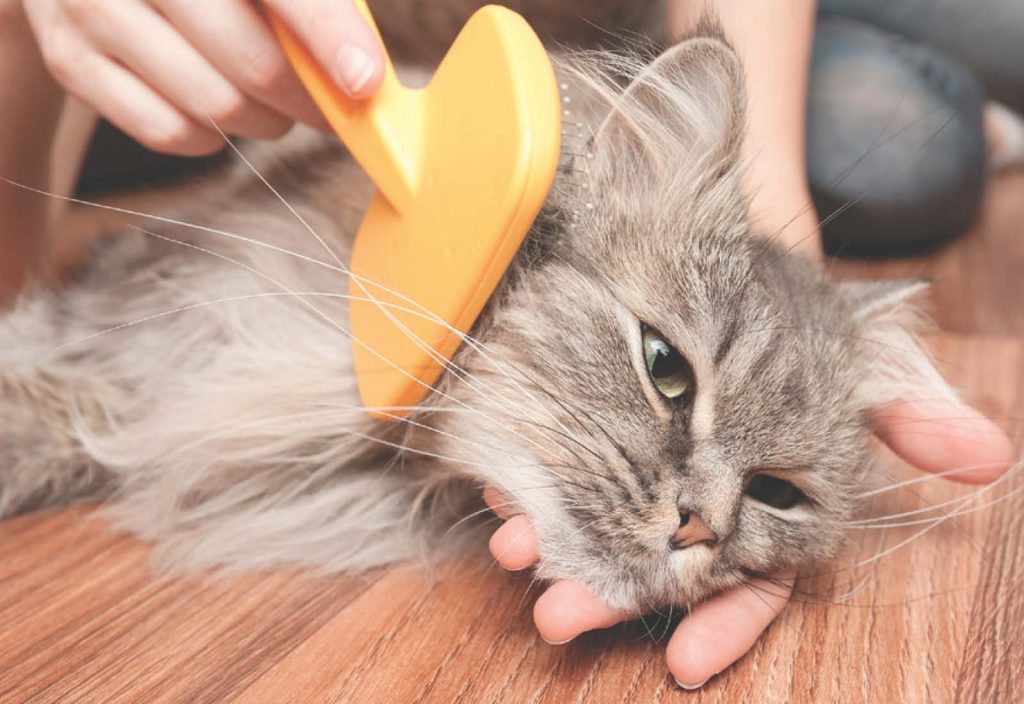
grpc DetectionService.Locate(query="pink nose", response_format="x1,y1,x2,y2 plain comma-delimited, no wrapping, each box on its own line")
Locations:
671,511,716,549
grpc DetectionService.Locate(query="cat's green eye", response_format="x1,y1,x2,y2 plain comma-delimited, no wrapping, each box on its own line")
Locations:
745,474,806,510
641,326,693,400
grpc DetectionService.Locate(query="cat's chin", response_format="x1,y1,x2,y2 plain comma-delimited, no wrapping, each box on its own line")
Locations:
535,542,746,612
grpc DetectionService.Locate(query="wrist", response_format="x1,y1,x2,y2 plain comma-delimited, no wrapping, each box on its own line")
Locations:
746,166,823,257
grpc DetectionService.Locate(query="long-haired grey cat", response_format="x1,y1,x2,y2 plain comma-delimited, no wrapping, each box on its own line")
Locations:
0,31,950,613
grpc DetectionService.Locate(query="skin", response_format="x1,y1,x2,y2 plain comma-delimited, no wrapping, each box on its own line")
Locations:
23,0,384,151
1,0,382,305
0,0,64,302
1,0,1015,689
487,1,1015,688
489,406,1013,687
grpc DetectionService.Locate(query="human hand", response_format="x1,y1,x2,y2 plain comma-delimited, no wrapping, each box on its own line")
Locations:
23,0,384,155
484,398,1012,688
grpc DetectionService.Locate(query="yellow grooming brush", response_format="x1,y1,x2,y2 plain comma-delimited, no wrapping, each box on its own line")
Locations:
266,2,561,418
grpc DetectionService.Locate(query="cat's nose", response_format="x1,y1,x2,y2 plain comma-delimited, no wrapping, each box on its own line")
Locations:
671,509,716,549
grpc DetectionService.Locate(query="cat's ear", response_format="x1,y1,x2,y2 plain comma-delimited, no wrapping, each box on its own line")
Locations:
593,34,745,175
840,278,930,323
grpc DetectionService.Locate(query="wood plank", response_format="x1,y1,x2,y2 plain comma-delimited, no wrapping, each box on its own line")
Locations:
1,333,1020,703
2,159,1022,704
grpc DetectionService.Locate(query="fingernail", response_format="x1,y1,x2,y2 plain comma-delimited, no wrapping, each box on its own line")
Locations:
675,678,708,690
334,46,376,96
540,635,575,646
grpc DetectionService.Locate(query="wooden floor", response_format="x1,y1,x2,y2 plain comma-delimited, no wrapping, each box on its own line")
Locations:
2,173,1023,703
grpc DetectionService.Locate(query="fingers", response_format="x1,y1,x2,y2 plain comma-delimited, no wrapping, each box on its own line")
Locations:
872,399,1014,484
38,29,221,156
154,0,328,129
484,488,626,641
263,0,384,98
488,515,539,571
666,571,794,689
26,0,365,155
70,0,291,140
533,580,628,645
484,486,539,570
484,486,794,687
482,485,512,519
26,0,224,153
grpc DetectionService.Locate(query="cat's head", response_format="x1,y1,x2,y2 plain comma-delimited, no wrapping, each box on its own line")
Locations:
419,35,948,610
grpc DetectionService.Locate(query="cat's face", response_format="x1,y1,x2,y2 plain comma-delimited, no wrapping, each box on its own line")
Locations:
419,37,932,610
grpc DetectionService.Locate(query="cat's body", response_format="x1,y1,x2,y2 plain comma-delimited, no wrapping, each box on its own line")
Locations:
0,32,949,611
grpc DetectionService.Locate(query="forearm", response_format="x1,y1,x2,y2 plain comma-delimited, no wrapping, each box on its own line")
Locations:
0,0,64,301
0,1,98,304
669,0,822,256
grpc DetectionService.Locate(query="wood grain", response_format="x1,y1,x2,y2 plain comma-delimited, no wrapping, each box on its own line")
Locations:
2,175,1023,703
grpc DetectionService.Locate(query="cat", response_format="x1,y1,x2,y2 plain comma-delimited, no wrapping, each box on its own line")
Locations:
0,30,951,613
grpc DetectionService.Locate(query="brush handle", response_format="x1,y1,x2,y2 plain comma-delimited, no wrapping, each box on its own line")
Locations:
266,0,421,213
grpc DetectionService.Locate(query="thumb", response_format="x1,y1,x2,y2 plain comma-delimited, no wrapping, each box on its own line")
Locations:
265,0,384,98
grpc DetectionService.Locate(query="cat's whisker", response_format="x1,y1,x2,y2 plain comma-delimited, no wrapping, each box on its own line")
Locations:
457,387,620,479
496,410,634,492
746,573,879,609
325,400,617,480
751,103,958,266
0,177,343,274
635,610,660,644
215,132,518,419
857,460,1015,498
781,459,1023,583
50,291,327,353
659,603,676,642
480,518,540,580
849,470,1024,529
439,501,517,545
827,570,875,603
122,227,562,468
362,406,578,471
434,371,579,460
505,414,609,470
848,485,1012,572
162,415,468,475
850,491,1024,530
520,379,637,479
864,458,999,556
732,579,816,643
562,517,600,545
514,568,545,613
464,357,579,438
210,128,571,441
438,493,598,549
5,173,554,429
452,382,596,464
513,372,604,440
207,124,347,269
341,269,577,437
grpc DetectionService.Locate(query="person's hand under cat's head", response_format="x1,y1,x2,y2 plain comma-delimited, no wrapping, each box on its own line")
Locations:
24,0,384,156
484,397,1013,689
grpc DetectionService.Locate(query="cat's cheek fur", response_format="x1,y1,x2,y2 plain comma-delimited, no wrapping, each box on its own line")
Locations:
727,507,845,577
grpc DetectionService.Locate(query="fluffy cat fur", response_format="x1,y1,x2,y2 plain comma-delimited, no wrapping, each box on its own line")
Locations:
0,34,952,611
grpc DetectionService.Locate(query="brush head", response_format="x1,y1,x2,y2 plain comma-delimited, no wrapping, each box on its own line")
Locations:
349,7,561,417
270,5,561,418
